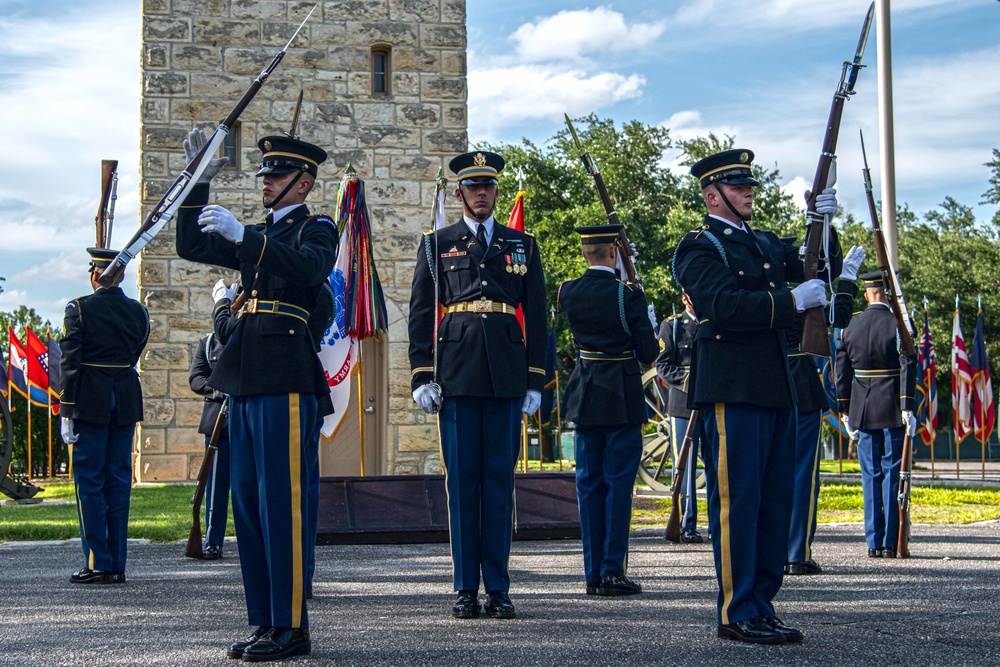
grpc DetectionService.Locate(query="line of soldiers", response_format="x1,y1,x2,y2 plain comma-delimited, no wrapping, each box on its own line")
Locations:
57,134,912,660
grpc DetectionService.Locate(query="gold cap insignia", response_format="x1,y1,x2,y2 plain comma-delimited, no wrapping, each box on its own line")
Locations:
264,140,272,152
474,152,487,167
739,152,749,163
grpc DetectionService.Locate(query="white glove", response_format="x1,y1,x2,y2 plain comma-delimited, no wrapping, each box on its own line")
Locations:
841,414,859,441
198,205,245,243
412,384,441,415
647,304,657,330
521,389,542,415
805,187,839,215
790,279,829,312
902,410,917,437
61,417,79,445
211,278,235,303
183,128,228,184
629,242,638,259
840,245,867,282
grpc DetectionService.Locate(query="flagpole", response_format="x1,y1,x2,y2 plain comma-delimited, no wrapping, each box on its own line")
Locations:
521,414,528,473
555,365,563,471
47,402,53,479
357,345,365,476
26,397,32,480
838,423,843,474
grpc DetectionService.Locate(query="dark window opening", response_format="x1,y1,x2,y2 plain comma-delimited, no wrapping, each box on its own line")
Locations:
372,47,390,96
222,121,241,170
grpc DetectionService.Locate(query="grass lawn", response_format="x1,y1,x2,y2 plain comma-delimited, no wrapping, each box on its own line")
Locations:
3,477,999,541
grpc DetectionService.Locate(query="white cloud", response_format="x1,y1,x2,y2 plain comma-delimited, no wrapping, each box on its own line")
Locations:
510,6,666,64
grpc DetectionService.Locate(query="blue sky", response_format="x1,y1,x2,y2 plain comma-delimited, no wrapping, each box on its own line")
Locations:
1,0,998,325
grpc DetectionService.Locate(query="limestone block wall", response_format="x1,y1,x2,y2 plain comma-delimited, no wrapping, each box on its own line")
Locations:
137,0,467,482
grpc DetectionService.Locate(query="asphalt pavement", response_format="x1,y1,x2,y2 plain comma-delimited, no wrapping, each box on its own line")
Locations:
2,521,999,666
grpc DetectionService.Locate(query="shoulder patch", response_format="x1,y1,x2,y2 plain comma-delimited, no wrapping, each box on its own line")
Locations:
307,214,336,228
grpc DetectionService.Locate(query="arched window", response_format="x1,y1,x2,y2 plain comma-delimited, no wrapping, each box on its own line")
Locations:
371,46,391,96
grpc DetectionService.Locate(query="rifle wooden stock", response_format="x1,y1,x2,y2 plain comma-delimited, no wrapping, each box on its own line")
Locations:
665,411,700,543
94,159,118,249
185,402,228,559
896,433,913,558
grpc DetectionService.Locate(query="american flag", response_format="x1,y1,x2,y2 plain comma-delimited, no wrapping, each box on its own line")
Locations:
969,298,995,443
951,296,973,444
916,302,938,446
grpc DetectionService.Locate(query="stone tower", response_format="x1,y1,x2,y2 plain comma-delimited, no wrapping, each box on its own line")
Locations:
137,0,467,482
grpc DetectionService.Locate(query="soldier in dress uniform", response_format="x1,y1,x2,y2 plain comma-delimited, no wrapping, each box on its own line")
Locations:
176,129,337,662
559,224,659,595
188,313,230,561
654,292,704,544
408,150,546,620
835,271,918,558
672,148,843,645
59,247,150,585
784,242,866,575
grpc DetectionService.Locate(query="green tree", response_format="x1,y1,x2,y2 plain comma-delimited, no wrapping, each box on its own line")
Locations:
982,148,1000,227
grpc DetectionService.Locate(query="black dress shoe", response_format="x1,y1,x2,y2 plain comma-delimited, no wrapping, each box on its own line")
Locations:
227,626,271,660
681,529,704,544
786,559,822,575
69,568,113,585
760,615,804,643
111,572,126,583
485,591,516,619
586,581,600,595
868,548,883,558
883,548,897,558
596,574,642,596
717,618,786,644
202,544,223,560
452,591,480,619
241,627,310,662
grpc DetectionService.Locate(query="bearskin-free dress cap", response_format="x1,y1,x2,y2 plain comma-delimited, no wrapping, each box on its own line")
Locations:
859,270,885,287
87,247,119,271
574,224,623,245
449,151,505,184
690,149,761,189
256,136,328,178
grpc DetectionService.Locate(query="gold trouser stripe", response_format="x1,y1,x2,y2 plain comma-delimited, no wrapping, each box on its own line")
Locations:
716,403,734,626
288,393,303,627
72,448,95,570
805,423,822,562
436,402,457,588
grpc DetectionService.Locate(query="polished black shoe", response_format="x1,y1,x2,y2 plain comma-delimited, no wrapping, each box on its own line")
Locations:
202,544,223,560
111,572,126,584
868,548,883,558
760,615,804,643
241,627,310,662
717,618,786,645
69,568,113,585
452,591,480,619
585,581,600,595
595,574,642,596
883,548,897,558
681,528,704,544
485,591,516,619
227,626,271,660
786,559,822,575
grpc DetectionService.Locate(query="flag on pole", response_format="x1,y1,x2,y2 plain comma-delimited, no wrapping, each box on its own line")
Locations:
538,320,558,427
969,297,994,443
25,328,50,394
915,301,938,446
951,296,974,444
8,327,50,406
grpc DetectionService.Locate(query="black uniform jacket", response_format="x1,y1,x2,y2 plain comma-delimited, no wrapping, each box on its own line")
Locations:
835,303,918,429
408,219,546,398
787,280,859,413
559,269,658,426
59,286,149,425
655,312,698,418
176,184,338,416
672,215,842,410
189,333,228,436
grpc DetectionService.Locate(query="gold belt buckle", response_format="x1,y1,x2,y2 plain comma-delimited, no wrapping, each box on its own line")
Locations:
473,300,493,313
246,298,258,314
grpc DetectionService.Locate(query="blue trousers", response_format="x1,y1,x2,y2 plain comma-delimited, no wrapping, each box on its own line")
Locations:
229,393,321,629
701,402,795,626
857,427,905,551
72,418,135,573
575,424,642,585
438,396,521,594
669,415,701,532
203,431,231,548
787,409,822,564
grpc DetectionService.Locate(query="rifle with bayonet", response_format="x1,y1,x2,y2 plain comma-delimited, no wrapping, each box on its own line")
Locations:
665,411,700,543
99,5,317,287
799,2,875,356
186,400,229,559
564,114,641,288
95,160,118,249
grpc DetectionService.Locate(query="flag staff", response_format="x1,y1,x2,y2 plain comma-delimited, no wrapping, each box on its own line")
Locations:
926,296,936,478
956,294,962,479
978,294,986,480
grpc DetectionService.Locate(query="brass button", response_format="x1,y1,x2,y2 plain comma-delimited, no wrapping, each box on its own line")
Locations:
481,280,488,286
288,329,294,334
439,337,443,341
738,270,744,276
482,314,487,319
763,262,771,269
480,263,485,269
769,282,776,287
251,290,258,296
450,265,455,270
715,335,721,340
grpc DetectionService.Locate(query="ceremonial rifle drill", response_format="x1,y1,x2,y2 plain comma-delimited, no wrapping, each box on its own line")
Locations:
799,2,875,355
860,130,917,558
99,5,317,286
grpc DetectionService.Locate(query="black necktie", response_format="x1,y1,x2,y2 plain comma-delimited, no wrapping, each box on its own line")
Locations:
476,224,488,251
265,212,274,226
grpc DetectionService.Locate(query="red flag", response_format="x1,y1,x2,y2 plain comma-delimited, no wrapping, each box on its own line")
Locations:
508,190,526,332
952,298,973,444
970,301,994,443
25,328,49,393
916,305,938,446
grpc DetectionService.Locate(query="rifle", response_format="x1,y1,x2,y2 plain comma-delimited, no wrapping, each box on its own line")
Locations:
564,114,641,288
665,412,700,543
95,159,118,249
799,2,875,356
897,431,913,558
99,5,317,287
186,400,229,559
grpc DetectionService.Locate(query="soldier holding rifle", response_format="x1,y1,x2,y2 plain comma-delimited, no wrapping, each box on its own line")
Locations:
673,149,843,645
559,223,659,596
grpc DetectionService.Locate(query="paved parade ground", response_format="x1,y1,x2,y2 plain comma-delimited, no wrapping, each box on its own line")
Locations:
2,522,998,666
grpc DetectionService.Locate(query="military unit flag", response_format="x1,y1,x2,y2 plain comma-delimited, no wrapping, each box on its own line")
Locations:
916,301,938,446
969,298,994,443
951,296,974,444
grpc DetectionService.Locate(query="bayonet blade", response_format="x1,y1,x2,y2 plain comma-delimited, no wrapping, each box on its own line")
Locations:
859,128,870,172
564,113,585,154
855,2,875,64
287,89,304,139
283,4,317,51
